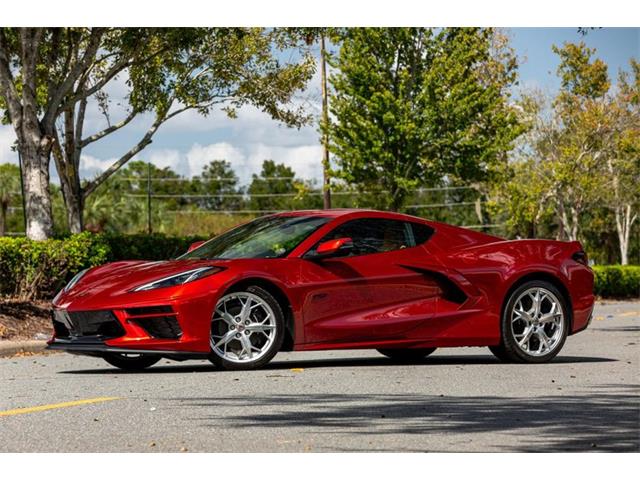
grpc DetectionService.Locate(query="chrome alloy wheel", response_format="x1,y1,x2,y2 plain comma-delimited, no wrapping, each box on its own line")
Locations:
511,287,565,357
210,292,277,363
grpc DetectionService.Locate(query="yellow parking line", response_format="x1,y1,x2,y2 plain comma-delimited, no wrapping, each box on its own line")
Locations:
0,397,120,417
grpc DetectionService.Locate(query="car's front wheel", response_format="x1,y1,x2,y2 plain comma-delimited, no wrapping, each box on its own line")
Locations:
491,280,569,363
377,347,436,362
102,353,161,371
208,286,284,370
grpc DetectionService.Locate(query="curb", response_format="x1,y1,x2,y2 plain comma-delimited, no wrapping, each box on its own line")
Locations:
0,340,48,357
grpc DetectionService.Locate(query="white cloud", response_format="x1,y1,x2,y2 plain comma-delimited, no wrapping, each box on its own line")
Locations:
147,149,186,175
245,143,323,184
80,154,118,179
77,141,324,186
186,142,245,178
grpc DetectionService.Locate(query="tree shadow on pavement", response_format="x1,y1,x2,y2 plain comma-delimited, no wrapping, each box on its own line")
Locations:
174,384,640,452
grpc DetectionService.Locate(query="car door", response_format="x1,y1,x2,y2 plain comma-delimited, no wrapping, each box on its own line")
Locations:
297,217,443,345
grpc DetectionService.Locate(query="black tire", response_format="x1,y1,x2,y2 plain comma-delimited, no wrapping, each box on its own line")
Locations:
208,285,285,371
102,353,161,371
377,347,436,362
492,280,569,363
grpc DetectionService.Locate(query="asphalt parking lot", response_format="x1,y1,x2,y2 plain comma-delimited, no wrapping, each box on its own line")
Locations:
1,301,638,452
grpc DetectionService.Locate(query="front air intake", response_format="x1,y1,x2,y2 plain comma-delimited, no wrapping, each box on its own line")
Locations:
123,305,182,339
133,316,183,339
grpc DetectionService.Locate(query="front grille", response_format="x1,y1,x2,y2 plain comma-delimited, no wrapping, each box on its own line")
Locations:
133,316,182,339
52,310,126,339
125,306,173,316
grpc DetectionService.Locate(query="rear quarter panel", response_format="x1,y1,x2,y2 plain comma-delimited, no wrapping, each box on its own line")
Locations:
434,234,594,338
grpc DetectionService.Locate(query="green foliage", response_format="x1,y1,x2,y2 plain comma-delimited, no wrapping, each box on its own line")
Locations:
0,232,110,300
552,42,610,101
191,160,242,211
592,265,640,298
491,43,639,265
248,160,322,212
0,232,205,300
327,27,523,211
102,233,205,262
0,28,317,238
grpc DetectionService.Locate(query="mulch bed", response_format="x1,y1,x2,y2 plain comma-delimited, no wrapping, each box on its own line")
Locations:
0,299,52,341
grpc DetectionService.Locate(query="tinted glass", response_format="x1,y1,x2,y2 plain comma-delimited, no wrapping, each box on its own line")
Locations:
315,218,414,256
410,222,434,245
180,215,330,260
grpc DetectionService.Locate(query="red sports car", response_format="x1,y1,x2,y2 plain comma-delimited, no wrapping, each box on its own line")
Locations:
48,209,595,371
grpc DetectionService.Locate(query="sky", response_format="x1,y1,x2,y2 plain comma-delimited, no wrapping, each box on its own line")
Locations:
0,27,638,186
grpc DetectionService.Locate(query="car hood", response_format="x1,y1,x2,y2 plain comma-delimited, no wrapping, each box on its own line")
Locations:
55,259,226,307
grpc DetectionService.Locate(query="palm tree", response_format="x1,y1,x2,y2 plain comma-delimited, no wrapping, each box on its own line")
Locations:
0,163,21,236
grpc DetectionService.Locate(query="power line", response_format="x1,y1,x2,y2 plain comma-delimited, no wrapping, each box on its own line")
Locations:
404,201,482,209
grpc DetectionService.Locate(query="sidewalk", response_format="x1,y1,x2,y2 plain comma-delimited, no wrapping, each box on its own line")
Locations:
0,340,47,357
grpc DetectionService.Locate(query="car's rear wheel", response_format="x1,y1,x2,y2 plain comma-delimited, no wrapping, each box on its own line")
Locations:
102,353,161,371
377,347,436,362
491,280,569,363
208,286,284,370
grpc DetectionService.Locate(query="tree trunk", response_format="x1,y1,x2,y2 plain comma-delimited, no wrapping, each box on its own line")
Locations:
0,29,55,240
52,109,85,234
614,204,636,266
20,140,54,240
53,158,84,234
61,180,84,234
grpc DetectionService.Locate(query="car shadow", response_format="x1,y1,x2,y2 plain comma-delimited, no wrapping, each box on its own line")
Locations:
58,353,617,375
170,384,640,452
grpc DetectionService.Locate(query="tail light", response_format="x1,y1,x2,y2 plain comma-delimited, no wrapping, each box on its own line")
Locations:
572,250,589,266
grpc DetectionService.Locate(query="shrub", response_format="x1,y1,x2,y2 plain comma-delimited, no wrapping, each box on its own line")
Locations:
0,233,206,300
0,232,110,300
102,233,205,262
592,265,640,299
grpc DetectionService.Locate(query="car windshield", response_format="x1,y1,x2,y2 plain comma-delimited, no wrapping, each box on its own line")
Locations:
179,215,330,260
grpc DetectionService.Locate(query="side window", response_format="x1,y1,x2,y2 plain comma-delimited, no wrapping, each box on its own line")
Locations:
316,218,415,256
410,222,434,245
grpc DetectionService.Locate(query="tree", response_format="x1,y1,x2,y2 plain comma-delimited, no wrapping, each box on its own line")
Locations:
248,160,308,212
192,160,242,211
0,163,20,236
83,160,182,233
0,28,315,238
492,43,639,263
327,28,523,211
603,61,640,264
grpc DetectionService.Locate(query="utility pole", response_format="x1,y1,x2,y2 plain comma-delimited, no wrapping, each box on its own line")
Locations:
147,162,152,234
320,33,332,210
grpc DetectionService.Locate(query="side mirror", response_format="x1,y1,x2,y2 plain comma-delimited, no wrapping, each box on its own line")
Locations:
187,240,206,253
307,237,354,260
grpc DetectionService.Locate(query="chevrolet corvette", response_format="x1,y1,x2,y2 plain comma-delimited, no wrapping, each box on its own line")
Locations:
48,209,595,370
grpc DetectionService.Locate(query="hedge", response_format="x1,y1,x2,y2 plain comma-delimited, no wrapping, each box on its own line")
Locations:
0,232,110,300
592,265,640,299
102,233,205,262
1,233,639,300
0,233,204,300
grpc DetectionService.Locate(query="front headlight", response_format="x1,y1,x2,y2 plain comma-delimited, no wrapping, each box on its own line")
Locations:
64,268,89,292
131,266,222,292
